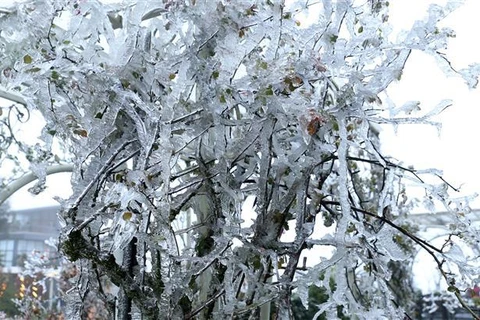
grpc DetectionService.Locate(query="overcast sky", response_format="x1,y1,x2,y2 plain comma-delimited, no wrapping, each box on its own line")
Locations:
381,0,480,291
382,0,480,210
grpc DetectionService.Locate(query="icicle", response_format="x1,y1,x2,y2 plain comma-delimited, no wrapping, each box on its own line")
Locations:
336,114,352,237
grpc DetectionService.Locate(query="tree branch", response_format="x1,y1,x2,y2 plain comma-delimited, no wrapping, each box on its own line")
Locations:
0,86,27,106
0,164,73,206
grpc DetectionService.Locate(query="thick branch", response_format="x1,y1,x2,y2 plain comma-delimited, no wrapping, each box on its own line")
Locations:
0,164,73,206
0,86,27,106
61,230,158,319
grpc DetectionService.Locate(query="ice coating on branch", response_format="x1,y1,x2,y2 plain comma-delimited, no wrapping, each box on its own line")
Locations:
375,227,408,261
391,101,421,116
27,160,47,195
110,209,138,253
336,115,352,236
458,63,480,89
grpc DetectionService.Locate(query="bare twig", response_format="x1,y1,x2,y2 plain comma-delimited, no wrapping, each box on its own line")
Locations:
185,289,225,320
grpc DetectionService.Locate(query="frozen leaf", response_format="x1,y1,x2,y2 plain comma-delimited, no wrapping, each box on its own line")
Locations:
73,128,88,137
375,228,408,261
122,211,133,221
391,101,421,116
105,183,147,209
296,284,310,310
23,54,32,64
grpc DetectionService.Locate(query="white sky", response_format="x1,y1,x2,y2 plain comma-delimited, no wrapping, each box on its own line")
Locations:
382,0,480,211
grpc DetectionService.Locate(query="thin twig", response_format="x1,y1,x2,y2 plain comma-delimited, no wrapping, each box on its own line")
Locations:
69,139,137,212
185,289,225,319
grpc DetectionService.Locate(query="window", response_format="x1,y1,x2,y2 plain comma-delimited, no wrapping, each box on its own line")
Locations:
16,240,49,265
0,240,50,267
0,240,15,267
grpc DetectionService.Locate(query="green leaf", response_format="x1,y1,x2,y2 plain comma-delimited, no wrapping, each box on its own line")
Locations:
51,70,60,80
120,79,130,88
26,67,41,73
108,91,117,102
251,255,261,270
332,121,339,131
265,86,274,96
23,55,32,64
447,285,459,293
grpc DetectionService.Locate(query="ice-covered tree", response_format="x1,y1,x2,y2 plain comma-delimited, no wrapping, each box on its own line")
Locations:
1,0,480,319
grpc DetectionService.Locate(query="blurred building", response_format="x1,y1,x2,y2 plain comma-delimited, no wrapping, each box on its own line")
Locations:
420,293,480,319
0,206,59,271
0,206,61,316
